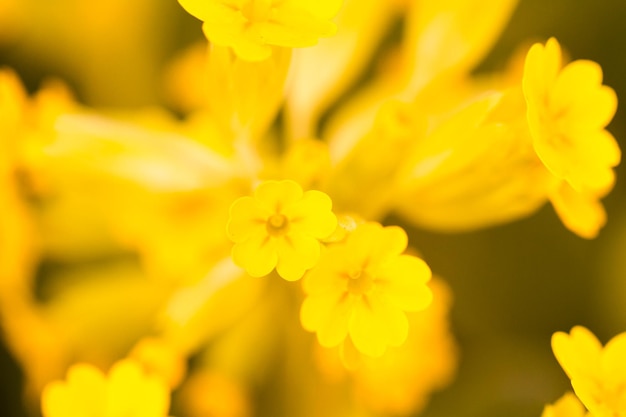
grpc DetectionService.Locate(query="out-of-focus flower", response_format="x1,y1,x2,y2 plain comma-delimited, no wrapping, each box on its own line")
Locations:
129,338,187,389
351,279,457,415
227,180,336,280
541,392,590,417
0,68,78,398
178,0,342,61
523,37,620,238
178,371,251,417
41,359,170,417
301,222,432,357
552,326,626,417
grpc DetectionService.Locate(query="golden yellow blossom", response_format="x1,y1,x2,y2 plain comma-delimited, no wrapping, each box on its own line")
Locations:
523,38,619,192
227,180,337,281
552,326,626,417
178,0,342,61
523,37,620,238
41,359,170,417
541,392,590,417
301,222,432,357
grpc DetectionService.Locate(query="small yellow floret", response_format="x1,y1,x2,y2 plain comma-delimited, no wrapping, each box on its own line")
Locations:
227,180,337,281
41,359,170,417
552,326,626,417
178,0,342,61
300,222,432,357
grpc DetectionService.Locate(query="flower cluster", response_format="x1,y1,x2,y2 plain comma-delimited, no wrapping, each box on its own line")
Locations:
0,1,621,417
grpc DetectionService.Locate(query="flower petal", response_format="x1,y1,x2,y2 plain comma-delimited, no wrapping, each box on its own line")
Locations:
301,292,353,348
231,230,278,277
349,296,408,357
375,255,432,312
254,180,303,212
275,232,321,281
227,196,269,243
287,190,337,239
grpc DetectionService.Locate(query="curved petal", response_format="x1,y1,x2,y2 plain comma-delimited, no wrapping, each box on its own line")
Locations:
601,332,626,388
287,190,337,239
106,360,169,417
227,196,269,243
254,180,303,212
375,255,432,312
41,382,81,417
550,184,606,239
523,38,562,107
275,232,321,281
349,296,408,357
301,292,353,347
42,365,107,417
551,326,602,382
302,247,350,295
231,231,278,277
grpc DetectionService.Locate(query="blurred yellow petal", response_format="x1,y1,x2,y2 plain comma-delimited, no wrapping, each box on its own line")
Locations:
288,190,337,239
395,92,552,232
231,230,278,277
541,392,588,417
286,0,396,138
405,0,519,92
376,255,432,312
276,232,321,281
179,0,341,61
227,197,270,243
301,293,352,347
349,296,408,357
550,183,607,239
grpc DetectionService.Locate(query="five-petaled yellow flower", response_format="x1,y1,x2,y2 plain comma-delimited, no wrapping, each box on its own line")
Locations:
523,37,620,238
300,222,432,357
227,179,337,281
552,326,626,417
177,0,342,61
523,37,619,193
41,359,170,417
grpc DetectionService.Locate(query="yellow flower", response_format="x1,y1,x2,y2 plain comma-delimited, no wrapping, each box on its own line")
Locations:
227,179,337,281
523,38,620,238
541,392,590,417
177,0,342,61
523,37,619,193
552,326,626,417
300,222,432,357
41,359,170,417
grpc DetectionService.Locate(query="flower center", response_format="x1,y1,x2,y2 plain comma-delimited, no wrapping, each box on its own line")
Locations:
242,0,272,23
347,270,374,295
266,213,289,236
